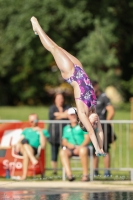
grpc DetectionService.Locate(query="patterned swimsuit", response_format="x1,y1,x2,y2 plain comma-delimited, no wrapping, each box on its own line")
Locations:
65,65,97,109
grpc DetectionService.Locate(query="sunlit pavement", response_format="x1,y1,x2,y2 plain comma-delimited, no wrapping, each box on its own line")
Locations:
0,181,133,192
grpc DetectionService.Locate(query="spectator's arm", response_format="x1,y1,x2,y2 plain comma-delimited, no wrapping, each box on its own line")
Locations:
80,134,91,147
102,94,115,120
62,138,75,149
54,110,68,120
39,129,46,148
106,105,115,120
49,106,56,120
16,135,25,144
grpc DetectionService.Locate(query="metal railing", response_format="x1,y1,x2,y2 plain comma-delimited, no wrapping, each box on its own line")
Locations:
0,119,133,181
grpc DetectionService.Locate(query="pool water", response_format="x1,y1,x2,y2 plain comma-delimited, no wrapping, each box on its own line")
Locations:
0,189,133,200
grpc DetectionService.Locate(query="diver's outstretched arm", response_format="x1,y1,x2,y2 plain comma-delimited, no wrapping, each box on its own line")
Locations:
78,111,101,154
96,118,104,149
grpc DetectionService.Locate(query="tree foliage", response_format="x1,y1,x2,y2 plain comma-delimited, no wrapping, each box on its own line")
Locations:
0,0,133,105
76,18,119,88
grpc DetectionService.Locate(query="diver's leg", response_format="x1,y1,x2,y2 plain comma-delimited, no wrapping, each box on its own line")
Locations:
30,17,74,79
60,48,83,69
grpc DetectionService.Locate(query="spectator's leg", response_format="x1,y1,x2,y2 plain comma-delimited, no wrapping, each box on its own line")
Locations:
104,152,111,176
104,152,110,168
90,147,99,176
23,144,38,165
51,144,60,175
93,155,99,176
60,148,73,180
15,142,22,153
19,144,30,180
103,136,111,176
79,147,89,181
51,161,57,175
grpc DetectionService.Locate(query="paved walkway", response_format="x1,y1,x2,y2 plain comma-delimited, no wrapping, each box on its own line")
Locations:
0,181,133,192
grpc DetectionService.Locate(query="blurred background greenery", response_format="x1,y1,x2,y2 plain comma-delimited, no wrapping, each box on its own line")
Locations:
0,104,131,120
1,1,133,181
0,0,133,106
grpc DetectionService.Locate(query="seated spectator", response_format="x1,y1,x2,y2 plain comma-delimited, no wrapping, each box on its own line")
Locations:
60,107,91,182
11,113,49,180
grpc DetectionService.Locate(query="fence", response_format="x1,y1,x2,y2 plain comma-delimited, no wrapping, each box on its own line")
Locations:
0,119,133,181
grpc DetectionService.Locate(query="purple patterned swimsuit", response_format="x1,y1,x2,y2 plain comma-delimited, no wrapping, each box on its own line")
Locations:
65,65,97,109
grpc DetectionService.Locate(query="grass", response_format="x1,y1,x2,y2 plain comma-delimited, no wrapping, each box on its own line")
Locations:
0,103,131,120
0,104,132,181
0,106,49,120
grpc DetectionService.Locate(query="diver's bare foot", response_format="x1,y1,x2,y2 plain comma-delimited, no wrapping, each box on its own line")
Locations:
30,16,39,35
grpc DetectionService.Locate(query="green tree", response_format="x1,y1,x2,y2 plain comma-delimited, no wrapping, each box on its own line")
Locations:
0,0,133,105
0,0,92,105
76,19,119,88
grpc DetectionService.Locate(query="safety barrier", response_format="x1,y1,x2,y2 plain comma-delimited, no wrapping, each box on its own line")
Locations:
0,119,133,181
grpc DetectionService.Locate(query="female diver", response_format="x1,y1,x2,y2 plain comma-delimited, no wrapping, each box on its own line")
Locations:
30,16,106,156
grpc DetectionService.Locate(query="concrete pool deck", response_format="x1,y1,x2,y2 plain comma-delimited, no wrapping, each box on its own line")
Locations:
0,181,133,192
